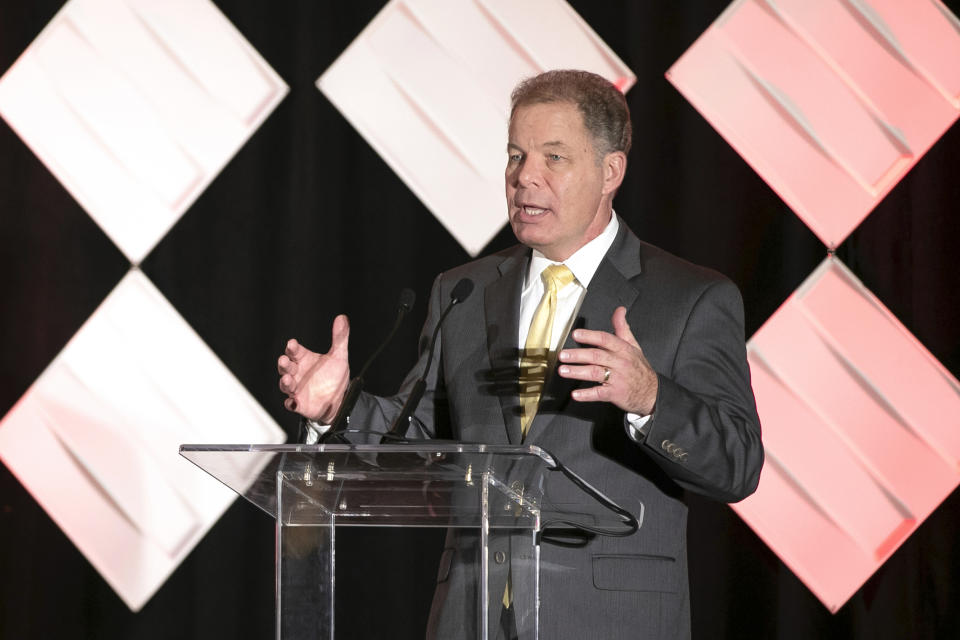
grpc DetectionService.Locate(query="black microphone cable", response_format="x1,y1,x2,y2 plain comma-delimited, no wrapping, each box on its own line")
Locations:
382,278,473,442
317,288,415,443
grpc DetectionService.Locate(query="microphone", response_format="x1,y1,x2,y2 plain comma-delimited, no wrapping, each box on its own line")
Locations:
384,278,473,441
319,288,416,442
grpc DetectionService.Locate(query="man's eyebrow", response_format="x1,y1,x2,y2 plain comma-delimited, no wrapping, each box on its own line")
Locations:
506,140,571,152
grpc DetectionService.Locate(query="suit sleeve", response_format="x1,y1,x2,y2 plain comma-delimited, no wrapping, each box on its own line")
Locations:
639,278,763,503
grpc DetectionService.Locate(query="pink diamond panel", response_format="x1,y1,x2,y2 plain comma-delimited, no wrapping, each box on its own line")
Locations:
737,258,960,611
667,0,960,248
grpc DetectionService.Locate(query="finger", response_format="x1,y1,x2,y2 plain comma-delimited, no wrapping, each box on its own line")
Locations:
570,327,627,352
558,363,609,383
279,373,296,394
330,314,350,359
611,306,640,349
277,354,296,376
285,338,301,360
558,347,614,367
283,397,298,412
570,383,613,403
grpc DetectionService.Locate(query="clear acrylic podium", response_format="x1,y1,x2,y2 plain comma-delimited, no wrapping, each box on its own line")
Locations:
181,443,578,639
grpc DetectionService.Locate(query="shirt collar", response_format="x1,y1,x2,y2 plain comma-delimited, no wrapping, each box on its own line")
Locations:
526,213,619,289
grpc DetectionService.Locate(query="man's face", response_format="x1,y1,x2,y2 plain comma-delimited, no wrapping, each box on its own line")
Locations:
506,101,615,262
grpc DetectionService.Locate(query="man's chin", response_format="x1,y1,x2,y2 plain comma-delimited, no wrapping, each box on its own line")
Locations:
512,228,552,253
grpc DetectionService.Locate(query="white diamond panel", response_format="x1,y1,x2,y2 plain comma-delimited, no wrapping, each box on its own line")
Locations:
318,0,635,256
0,271,286,611
0,0,288,263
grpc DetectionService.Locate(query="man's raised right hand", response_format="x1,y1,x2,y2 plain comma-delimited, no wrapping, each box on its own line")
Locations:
277,314,351,423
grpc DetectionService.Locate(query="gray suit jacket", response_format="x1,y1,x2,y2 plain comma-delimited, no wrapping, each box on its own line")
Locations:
350,219,763,639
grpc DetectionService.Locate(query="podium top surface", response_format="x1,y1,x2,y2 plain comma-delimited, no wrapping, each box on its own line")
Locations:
180,443,564,527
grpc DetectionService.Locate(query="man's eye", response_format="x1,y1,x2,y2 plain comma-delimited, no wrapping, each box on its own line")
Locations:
508,154,522,163
548,154,563,161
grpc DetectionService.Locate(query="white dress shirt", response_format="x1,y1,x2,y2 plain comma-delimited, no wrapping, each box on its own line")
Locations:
519,213,651,441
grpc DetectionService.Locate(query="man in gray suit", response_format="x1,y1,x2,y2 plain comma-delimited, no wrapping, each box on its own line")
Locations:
278,70,763,639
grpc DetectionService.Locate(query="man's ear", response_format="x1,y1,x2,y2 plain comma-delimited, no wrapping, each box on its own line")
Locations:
601,151,627,195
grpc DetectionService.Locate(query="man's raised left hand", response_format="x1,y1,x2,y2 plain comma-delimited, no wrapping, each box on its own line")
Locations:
557,306,658,415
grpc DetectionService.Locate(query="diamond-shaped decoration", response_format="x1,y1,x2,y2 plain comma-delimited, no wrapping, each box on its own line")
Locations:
667,0,960,248
318,0,635,256
0,0,288,263
737,257,960,611
0,271,286,611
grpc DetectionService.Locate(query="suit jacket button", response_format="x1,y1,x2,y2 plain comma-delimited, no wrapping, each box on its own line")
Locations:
661,440,671,451
495,551,506,564
510,481,524,494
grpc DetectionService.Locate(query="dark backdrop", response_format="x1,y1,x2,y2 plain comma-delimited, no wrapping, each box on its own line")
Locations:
2,1,959,638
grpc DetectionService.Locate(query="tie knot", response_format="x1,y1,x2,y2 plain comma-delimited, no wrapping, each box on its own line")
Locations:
541,264,575,291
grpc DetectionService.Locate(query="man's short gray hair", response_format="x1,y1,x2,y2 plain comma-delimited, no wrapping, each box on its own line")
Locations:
510,69,632,159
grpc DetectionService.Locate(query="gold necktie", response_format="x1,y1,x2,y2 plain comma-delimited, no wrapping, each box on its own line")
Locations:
504,265,576,610
519,264,576,439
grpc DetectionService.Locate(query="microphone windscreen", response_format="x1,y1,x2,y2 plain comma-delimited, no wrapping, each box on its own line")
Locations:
450,278,474,303
398,288,416,313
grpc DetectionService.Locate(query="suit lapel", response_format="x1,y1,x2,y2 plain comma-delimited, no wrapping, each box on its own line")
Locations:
525,219,644,443
484,247,528,444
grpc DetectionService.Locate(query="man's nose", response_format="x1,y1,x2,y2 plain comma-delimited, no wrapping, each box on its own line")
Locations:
517,158,542,187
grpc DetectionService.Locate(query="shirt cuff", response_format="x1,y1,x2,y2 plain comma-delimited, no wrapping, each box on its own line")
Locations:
302,419,330,444
625,412,651,443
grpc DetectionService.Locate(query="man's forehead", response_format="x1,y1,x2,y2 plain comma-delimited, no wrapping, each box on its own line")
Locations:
510,101,581,126
508,102,587,145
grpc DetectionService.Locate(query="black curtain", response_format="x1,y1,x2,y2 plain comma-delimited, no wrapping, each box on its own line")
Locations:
2,1,958,638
